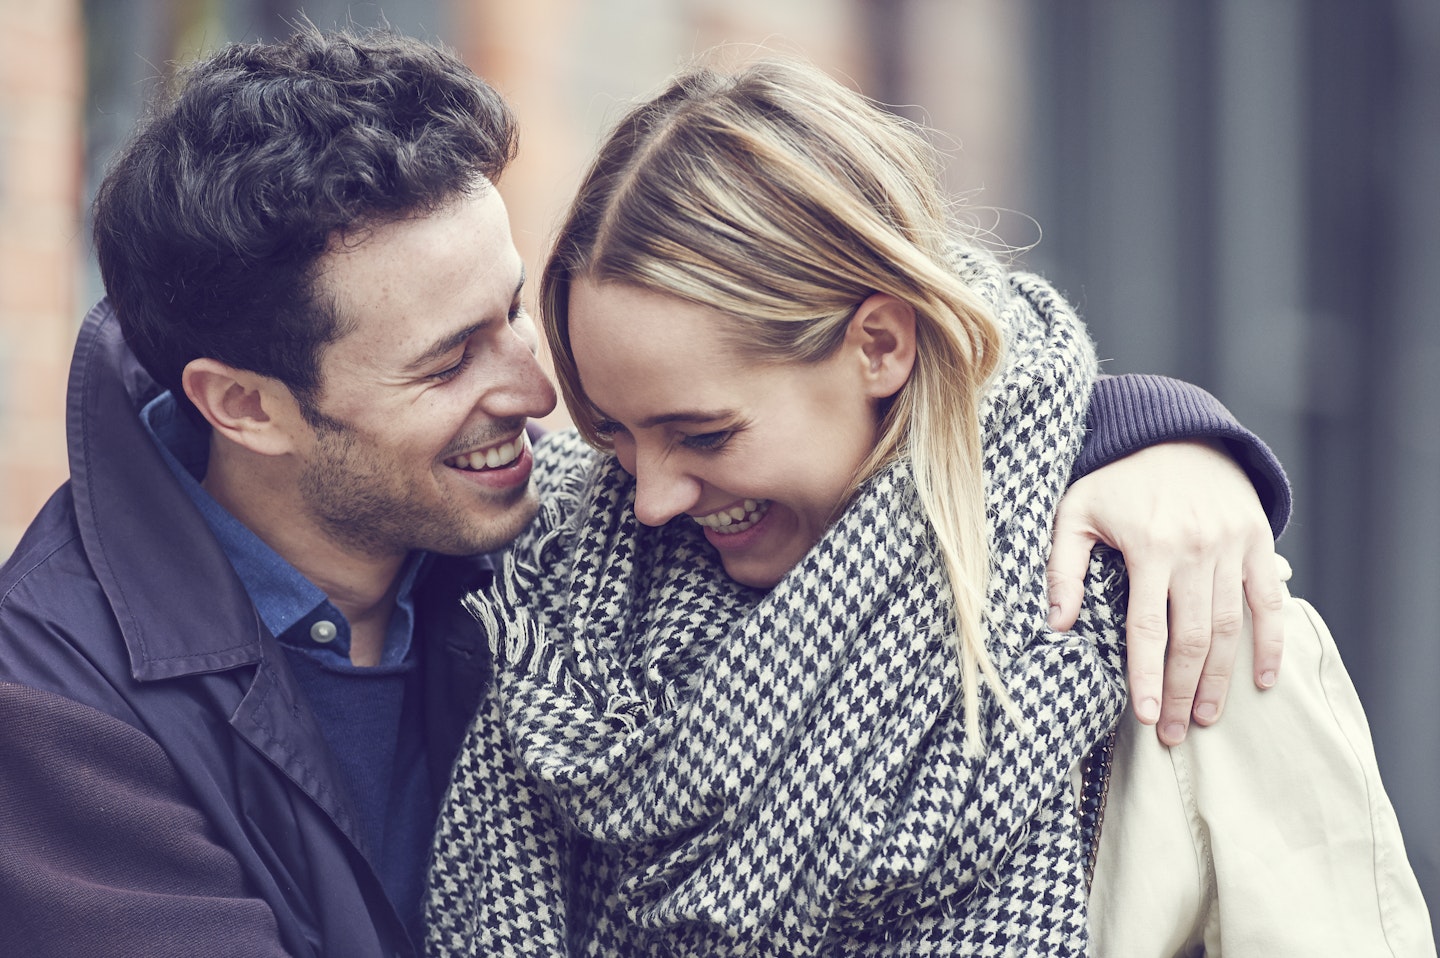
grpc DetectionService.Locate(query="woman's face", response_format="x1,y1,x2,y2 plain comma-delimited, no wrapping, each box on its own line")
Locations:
567,279,891,589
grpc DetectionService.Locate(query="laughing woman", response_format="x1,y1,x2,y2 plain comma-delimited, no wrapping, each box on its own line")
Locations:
427,58,1432,957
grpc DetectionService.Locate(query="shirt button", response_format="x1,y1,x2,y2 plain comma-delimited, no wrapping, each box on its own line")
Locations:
310,620,338,644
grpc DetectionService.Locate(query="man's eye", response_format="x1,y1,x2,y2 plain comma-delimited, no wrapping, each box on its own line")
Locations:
681,431,732,451
429,350,474,383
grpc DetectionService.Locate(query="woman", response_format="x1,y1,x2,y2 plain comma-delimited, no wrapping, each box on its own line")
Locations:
427,58,1430,956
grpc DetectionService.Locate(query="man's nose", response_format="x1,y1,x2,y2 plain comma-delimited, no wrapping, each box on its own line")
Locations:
491,326,558,420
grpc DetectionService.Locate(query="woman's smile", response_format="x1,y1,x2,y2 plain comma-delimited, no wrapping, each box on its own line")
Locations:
567,278,891,589
691,498,771,533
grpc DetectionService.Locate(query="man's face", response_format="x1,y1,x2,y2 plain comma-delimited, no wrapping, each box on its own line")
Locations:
295,184,557,559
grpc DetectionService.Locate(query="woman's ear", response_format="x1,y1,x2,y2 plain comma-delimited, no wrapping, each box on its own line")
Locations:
181,358,304,457
846,292,917,400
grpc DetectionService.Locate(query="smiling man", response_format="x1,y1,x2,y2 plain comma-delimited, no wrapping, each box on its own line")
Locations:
0,24,1292,958
0,28,554,958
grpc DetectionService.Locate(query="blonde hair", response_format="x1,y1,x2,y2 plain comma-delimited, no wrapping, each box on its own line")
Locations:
540,56,1009,747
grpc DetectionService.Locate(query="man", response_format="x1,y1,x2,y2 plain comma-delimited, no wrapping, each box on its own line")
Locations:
1,28,550,956
0,26,1285,958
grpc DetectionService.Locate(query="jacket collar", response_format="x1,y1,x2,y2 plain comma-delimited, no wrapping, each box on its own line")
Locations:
68,300,267,680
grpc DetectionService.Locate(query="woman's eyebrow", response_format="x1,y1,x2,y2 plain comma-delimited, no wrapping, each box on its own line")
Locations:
636,409,733,428
590,406,734,429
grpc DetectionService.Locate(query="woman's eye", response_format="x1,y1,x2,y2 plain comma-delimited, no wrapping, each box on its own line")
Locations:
591,419,630,449
681,431,732,451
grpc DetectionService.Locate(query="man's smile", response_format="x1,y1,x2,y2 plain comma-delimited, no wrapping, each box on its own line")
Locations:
444,433,528,471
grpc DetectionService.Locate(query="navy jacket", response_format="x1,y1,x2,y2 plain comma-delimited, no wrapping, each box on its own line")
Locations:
0,301,492,958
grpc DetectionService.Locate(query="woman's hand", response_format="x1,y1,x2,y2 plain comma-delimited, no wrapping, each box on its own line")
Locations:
1046,440,1287,745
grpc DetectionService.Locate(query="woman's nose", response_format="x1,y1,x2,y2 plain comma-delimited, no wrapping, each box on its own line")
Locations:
630,453,702,527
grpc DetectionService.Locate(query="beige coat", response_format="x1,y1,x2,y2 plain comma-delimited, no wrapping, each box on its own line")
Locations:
1089,570,1435,956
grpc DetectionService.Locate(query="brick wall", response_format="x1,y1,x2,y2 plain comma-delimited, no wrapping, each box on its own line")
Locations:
0,0,81,555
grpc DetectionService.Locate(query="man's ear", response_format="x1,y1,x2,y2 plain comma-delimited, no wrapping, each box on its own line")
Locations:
846,293,917,400
181,358,302,457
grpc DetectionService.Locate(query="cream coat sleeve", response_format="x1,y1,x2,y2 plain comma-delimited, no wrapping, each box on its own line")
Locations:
1088,573,1435,956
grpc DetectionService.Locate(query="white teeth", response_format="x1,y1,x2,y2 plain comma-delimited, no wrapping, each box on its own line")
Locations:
446,435,525,472
693,498,771,534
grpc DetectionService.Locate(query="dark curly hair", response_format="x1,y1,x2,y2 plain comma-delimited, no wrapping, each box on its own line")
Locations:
92,24,517,424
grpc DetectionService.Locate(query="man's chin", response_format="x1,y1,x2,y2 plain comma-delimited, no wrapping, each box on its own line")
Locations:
429,490,541,557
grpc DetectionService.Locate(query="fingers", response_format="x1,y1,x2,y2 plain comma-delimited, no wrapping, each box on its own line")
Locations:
1187,558,1245,729
1149,550,1218,746
1158,544,1284,744
1123,562,1169,728
1045,513,1098,633
1245,549,1289,690
1054,440,1289,748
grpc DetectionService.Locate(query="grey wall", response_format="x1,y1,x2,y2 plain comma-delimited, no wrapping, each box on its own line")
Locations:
1021,0,1440,937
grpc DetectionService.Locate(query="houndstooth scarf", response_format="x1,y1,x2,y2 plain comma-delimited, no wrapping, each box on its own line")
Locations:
426,255,1129,957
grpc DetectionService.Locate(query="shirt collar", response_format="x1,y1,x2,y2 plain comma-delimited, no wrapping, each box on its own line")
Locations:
140,391,425,661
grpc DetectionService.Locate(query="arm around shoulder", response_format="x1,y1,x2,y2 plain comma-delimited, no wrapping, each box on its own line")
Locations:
0,681,291,958
1078,373,1291,537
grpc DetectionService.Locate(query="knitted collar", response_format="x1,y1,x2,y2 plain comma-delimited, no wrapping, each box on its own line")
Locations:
428,255,1129,957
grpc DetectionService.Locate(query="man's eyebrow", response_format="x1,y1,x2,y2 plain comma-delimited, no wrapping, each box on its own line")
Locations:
402,324,482,373
401,268,527,372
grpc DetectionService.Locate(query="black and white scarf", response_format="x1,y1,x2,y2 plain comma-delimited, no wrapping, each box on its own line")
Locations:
426,256,1129,957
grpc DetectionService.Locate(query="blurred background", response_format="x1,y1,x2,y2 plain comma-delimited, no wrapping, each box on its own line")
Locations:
2,0,1436,938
